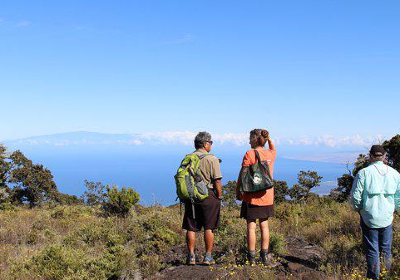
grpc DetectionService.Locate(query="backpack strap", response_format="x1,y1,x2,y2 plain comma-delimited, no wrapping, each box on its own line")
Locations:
254,149,272,180
198,153,212,160
254,149,262,163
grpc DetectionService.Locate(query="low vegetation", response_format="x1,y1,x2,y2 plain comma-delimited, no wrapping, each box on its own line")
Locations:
0,200,399,279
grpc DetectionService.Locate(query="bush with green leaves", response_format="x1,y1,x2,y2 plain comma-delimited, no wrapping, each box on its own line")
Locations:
102,186,140,217
10,244,136,280
53,193,83,206
81,181,140,217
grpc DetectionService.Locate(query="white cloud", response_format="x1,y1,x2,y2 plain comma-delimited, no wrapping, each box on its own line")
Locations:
212,133,248,146
140,131,197,145
283,152,361,163
129,140,144,146
284,134,383,148
7,131,386,149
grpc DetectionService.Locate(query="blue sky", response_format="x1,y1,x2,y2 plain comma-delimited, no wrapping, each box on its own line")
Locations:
0,0,399,142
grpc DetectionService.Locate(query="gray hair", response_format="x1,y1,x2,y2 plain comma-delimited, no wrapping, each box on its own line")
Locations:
194,131,212,149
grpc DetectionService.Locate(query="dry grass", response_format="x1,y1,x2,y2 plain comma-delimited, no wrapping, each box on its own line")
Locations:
0,200,399,279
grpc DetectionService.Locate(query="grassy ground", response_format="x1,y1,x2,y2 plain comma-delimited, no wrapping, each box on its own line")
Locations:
0,199,399,279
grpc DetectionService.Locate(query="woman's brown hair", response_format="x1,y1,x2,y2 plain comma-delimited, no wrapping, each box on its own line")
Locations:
250,129,269,147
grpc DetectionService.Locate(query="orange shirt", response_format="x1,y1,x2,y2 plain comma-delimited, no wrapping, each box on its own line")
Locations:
241,148,276,206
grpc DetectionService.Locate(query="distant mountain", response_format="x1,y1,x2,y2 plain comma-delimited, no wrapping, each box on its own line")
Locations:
5,131,142,146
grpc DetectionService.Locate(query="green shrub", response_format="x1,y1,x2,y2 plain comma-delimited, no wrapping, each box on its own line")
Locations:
102,186,140,217
54,193,83,206
11,242,137,280
0,201,15,211
50,205,94,219
139,213,182,253
269,232,286,255
138,254,162,278
63,218,128,247
215,208,247,255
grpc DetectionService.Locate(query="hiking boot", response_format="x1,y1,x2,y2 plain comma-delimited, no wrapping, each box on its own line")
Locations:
247,250,256,265
260,250,277,267
186,252,196,265
202,253,215,266
260,249,269,266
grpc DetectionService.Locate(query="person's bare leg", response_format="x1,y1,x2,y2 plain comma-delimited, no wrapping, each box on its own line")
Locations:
203,229,215,265
259,218,270,265
204,229,214,253
259,219,270,251
186,231,196,253
247,220,257,251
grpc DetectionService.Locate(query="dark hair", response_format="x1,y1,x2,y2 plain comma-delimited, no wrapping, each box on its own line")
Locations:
194,131,212,149
250,129,269,147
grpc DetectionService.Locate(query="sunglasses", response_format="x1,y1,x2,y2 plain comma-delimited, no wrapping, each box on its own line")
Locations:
207,141,213,145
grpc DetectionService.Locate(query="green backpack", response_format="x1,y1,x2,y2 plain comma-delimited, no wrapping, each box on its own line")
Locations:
175,153,211,204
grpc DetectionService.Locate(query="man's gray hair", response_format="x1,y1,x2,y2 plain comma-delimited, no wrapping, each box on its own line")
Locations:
194,131,212,149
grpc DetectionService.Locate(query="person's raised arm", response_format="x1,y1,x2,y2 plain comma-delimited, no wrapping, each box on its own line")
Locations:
267,135,275,151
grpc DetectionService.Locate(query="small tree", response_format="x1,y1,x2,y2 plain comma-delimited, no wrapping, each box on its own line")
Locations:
0,144,9,190
222,181,238,208
330,174,354,203
383,134,400,172
352,154,369,176
81,180,106,206
289,171,322,202
9,150,58,208
273,180,289,204
102,185,140,217
330,154,370,203
0,144,10,205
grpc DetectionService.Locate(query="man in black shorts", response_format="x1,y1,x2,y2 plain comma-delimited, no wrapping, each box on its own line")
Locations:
182,131,222,265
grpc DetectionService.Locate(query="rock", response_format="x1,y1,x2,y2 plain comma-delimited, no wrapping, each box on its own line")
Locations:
284,236,327,269
287,262,305,272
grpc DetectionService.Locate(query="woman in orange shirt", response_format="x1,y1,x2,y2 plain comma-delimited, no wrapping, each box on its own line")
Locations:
236,129,276,265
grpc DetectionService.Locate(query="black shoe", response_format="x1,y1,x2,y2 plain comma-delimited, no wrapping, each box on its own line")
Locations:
247,250,256,265
260,250,268,266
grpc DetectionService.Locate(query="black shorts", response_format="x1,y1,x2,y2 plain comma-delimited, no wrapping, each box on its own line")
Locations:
240,202,274,221
182,190,221,232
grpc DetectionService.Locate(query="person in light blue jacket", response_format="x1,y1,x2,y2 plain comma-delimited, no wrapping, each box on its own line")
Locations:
351,145,400,280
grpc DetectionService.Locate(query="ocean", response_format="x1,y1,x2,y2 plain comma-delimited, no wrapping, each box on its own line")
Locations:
23,147,349,205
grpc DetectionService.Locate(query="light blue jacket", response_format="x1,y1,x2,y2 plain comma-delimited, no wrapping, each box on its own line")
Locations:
350,161,400,228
